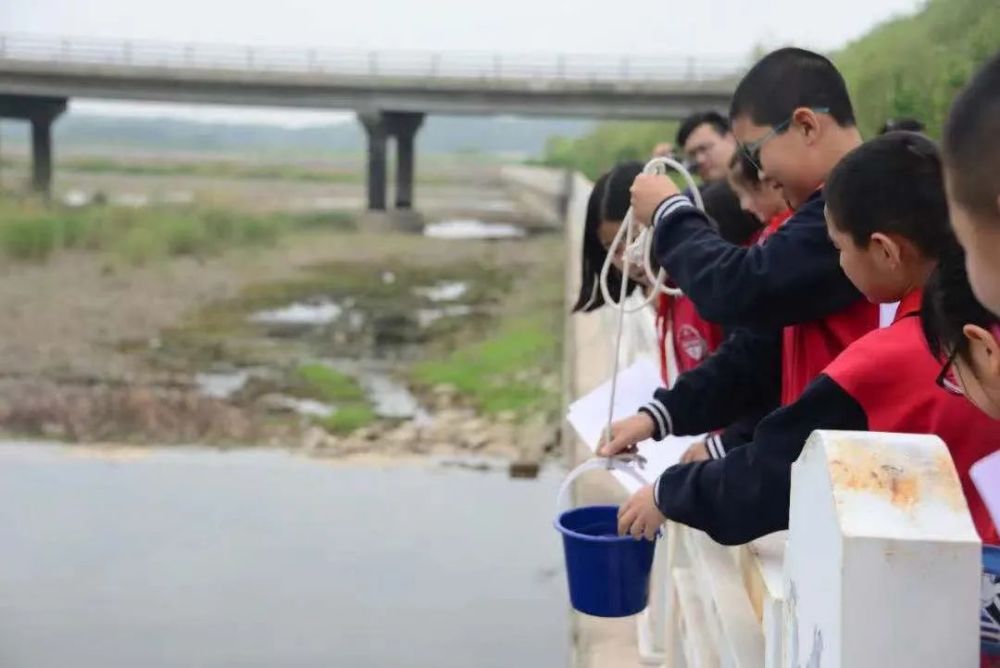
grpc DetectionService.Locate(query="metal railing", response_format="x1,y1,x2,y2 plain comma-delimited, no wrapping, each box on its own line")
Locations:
0,33,746,84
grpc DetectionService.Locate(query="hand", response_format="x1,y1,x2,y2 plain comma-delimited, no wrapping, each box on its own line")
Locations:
630,174,680,225
598,413,654,457
618,484,666,540
679,440,710,464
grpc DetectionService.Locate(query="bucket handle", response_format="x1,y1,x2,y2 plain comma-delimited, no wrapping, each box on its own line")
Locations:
555,456,650,515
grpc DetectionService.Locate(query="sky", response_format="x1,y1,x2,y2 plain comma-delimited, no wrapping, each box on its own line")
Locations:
1,0,924,126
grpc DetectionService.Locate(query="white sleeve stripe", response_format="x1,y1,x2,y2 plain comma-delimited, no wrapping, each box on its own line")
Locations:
651,398,674,437
644,404,667,441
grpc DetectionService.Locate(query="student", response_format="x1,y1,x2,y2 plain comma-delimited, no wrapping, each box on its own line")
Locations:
920,243,1000,667
660,180,761,377
609,133,1000,548
727,150,791,241
676,111,739,184
571,167,642,314
942,50,1000,317
603,48,880,456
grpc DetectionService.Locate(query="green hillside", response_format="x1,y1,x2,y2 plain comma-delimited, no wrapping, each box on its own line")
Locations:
541,0,1000,176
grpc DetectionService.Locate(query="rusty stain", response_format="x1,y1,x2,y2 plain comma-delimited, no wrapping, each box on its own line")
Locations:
825,436,968,513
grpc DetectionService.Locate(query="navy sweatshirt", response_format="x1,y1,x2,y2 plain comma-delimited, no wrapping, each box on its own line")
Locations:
650,294,1000,546
651,190,865,329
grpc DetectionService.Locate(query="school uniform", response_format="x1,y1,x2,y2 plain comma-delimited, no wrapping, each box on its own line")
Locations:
656,292,724,380
639,190,880,448
650,289,1000,546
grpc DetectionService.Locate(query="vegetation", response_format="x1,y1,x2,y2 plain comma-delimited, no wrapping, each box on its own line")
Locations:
539,0,1000,173
410,238,564,419
295,364,376,434
0,200,352,264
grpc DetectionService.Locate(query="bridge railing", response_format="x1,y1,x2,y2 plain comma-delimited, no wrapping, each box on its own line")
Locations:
0,33,746,84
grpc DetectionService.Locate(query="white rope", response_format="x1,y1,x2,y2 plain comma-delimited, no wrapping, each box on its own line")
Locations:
598,157,704,314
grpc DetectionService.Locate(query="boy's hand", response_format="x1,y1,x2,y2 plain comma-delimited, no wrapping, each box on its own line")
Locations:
598,413,655,457
630,174,681,224
679,440,710,464
618,484,666,540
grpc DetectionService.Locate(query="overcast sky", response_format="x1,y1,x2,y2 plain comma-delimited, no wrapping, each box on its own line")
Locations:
1,0,924,125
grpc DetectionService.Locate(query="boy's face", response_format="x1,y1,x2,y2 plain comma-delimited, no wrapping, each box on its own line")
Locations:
682,123,736,183
824,205,903,304
732,113,813,210
945,168,1000,317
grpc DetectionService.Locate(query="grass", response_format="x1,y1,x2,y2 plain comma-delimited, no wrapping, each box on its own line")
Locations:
320,404,377,435
295,364,366,402
294,363,376,434
0,200,354,264
410,237,564,419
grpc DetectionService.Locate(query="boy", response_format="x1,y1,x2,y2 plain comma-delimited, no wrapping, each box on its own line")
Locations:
603,48,879,458
942,50,1000,317
610,133,1000,547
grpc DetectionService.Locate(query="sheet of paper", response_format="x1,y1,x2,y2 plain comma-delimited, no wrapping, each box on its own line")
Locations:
971,451,1000,529
567,357,701,493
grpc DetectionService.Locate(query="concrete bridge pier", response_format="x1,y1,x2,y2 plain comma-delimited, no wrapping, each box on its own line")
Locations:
358,111,426,226
0,94,67,197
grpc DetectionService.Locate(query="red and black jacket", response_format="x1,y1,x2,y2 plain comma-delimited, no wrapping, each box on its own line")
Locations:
640,189,879,445
651,290,1000,546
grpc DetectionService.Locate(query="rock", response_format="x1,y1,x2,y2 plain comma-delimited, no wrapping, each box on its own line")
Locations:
301,426,331,451
509,460,540,479
432,384,458,396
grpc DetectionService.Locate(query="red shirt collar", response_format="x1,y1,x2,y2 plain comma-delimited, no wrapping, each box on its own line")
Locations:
893,288,924,323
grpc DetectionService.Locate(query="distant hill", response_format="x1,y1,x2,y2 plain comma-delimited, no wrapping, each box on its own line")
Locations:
0,113,593,158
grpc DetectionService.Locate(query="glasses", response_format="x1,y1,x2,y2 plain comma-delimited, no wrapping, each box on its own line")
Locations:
740,107,830,172
935,348,964,396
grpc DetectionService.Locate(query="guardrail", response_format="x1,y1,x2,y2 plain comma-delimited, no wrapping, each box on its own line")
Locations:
0,33,746,84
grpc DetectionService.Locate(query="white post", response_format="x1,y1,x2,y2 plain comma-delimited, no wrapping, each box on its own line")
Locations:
783,430,981,667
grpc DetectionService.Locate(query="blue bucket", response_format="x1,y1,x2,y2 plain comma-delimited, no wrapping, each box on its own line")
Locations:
555,458,659,618
983,545,1000,656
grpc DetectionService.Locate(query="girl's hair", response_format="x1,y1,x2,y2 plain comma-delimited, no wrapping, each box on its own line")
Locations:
572,163,642,313
702,179,763,246
921,246,997,363
728,150,762,188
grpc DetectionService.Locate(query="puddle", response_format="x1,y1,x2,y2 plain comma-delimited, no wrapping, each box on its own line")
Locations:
249,299,343,327
261,394,335,418
62,189,91,207
414,281,468,302
0,442,568,667
423,219,526,240
416,304,474,328
359,371,428,420
195,370,250,399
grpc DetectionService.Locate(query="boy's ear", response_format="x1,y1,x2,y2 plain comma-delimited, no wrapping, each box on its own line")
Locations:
791,107,822,141
869,232,903,269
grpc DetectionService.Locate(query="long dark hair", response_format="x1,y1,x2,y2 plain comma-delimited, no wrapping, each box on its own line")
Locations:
572,162,643,313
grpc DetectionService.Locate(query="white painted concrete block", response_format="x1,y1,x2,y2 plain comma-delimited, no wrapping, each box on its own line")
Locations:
784,430,981,667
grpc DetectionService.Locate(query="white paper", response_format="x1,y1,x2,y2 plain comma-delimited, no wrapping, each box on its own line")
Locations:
971,451,1000,529
567,357,701,493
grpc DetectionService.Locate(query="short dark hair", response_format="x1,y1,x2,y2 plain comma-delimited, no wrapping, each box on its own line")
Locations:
879,117,925,135
701,180,761,246
943,50,1000,222
676,111,730,149
729,47,856,128
728,150,761,188
921,246,996,364
825,132,953,259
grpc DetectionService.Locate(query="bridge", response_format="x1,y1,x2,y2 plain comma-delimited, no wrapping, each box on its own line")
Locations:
0,34,741,213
